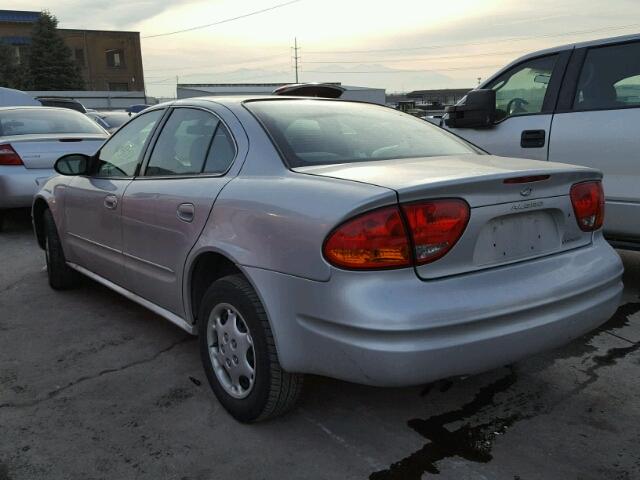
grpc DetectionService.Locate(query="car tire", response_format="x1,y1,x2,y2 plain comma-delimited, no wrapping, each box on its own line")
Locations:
43,209,77,290
0,210,5,232
198,274,303,422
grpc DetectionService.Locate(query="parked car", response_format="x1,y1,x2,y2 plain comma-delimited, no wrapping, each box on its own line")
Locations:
126,104,151,114
32,97,623,422
36,97,87,114
86,111,132,134
0,87,41,107
442,33,640,250
0,107,107,230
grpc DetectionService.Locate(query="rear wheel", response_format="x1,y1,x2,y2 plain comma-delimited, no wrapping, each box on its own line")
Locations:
198,274,303,422
43,209,77,290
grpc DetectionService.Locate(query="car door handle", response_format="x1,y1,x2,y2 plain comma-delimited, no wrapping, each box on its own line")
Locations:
521,129,546,148
177,203,195,223
104,194,118,210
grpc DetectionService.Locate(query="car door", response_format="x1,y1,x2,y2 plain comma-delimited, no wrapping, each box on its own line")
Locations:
549,40,640,244
64,109,165,285
448,52,569,161
121,106,238,316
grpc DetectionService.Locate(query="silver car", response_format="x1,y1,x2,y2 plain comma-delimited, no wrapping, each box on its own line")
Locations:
0,106,107,230
32,97,623,422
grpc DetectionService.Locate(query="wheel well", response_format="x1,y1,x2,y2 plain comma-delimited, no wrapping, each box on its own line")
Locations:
190,252,242,324
32,198,49,249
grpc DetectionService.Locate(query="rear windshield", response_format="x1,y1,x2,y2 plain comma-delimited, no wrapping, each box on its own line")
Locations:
0,109,105,136
245,99,476,167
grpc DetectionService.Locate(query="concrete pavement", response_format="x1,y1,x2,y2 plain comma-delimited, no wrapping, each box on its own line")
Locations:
1,211,639,480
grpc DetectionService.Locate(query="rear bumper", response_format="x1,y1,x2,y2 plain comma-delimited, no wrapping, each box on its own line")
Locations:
244,234,623,386
0,166,54,209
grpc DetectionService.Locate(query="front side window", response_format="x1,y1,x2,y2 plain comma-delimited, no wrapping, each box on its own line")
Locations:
145,108,220,176
574,42,640,110
487,55,557,121
0,108,104,136
95,109,163,178
246,99,475,168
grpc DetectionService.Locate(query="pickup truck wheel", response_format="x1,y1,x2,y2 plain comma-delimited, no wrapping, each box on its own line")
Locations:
43,209,77,290
198,274,303,422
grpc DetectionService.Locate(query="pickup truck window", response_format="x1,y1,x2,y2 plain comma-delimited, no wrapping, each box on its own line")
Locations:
486,55,557,121
573,42,640,110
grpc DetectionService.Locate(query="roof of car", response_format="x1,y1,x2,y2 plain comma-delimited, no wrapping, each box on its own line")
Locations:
149,95,368,112
480,32,640,88
0,106,84,112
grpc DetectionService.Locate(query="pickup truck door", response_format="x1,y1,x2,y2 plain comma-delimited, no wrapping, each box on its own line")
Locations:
121,106,244,318
548,41,640,244
446,51,570,161
63,109,165,286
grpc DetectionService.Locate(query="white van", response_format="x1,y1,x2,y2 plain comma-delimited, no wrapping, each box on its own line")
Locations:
0,87,41,107
443,33,640,250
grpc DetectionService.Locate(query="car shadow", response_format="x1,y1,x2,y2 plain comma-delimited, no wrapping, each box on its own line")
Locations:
1,208,32,233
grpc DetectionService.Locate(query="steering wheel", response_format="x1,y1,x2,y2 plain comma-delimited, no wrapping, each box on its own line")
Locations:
506,97,529,116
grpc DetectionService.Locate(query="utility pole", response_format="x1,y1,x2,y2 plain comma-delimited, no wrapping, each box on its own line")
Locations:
293,37,300,83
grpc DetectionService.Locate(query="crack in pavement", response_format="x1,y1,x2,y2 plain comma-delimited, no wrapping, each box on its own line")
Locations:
0,336,194,410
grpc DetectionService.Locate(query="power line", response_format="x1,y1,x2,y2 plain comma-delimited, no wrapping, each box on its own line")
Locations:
303,64,504,74
142,0,303,39
305,23,640,54
302,49,526,64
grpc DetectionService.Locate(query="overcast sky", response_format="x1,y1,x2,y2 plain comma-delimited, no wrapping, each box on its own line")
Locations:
14,0,640,98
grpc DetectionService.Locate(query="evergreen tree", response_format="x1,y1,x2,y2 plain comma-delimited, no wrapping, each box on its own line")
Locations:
27,11,84,90
0,43,30,90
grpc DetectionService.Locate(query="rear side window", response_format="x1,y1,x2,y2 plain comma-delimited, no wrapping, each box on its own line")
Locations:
573,42,640,110
0,109,105,136
246,99,475,168
146,108,219,176
203,124,235,174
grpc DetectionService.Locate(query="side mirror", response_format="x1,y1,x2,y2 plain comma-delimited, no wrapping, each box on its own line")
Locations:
444,89,496,129
54,154,90,176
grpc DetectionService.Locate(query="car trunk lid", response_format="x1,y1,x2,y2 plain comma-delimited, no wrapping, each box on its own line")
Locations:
5,134,106,169
295,155,601,279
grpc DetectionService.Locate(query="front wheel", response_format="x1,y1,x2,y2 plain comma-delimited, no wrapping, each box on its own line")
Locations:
198,274,303,422
43,209,78,290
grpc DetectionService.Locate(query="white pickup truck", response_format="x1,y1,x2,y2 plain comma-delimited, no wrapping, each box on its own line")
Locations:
443,33,640,250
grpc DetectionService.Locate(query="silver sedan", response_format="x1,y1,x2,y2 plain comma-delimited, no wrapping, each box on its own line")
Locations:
0,106,107,230
32,97,623,422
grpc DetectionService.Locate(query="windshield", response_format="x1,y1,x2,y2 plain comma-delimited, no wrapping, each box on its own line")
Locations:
0,108,105,136
246,99,476,167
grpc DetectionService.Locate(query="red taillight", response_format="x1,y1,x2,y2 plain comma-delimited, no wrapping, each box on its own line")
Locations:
402,199,470,265
0,144,23,166
570,181,605,232
323,206,411,269
323,199,470,270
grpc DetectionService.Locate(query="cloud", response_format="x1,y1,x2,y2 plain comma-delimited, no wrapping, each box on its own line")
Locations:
20,0,205,30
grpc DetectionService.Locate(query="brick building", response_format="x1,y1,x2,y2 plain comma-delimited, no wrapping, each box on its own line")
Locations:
0,10,144,92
